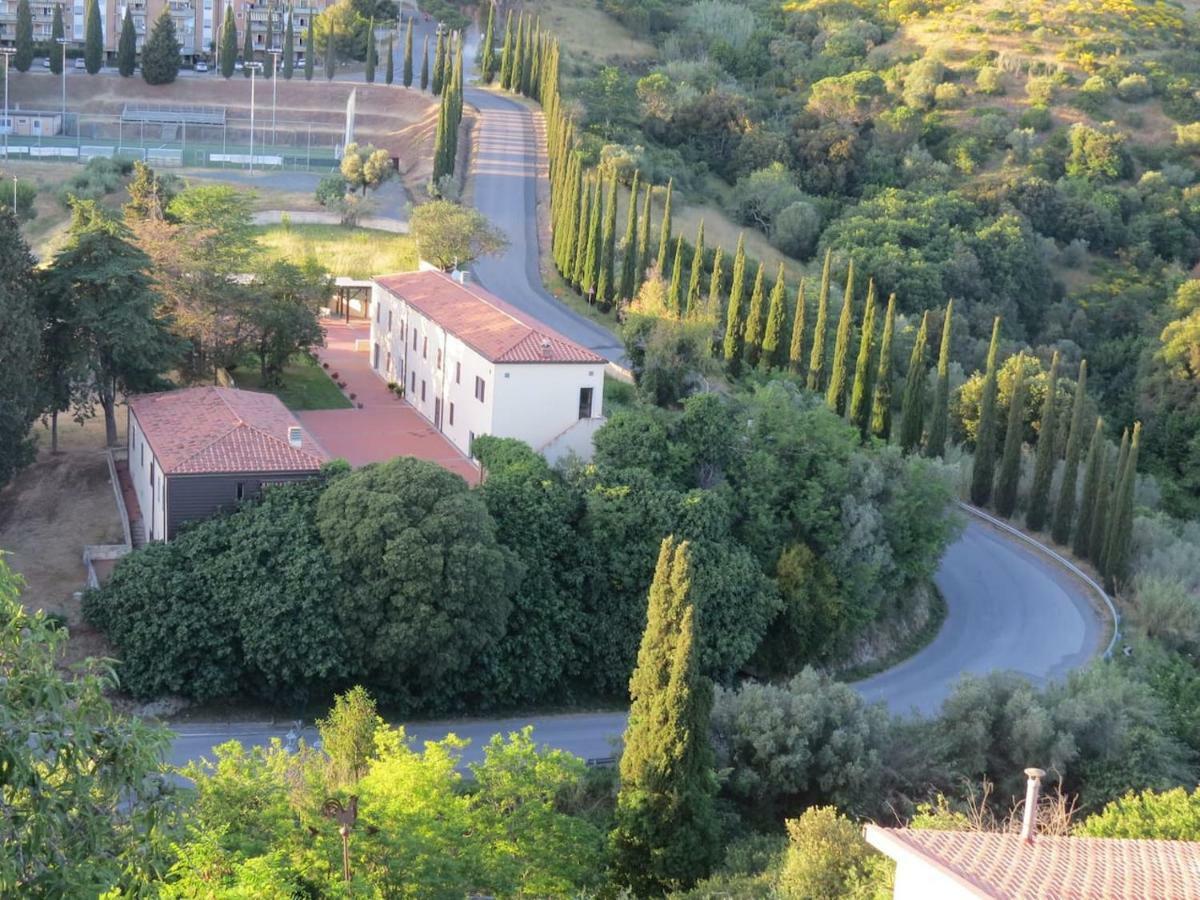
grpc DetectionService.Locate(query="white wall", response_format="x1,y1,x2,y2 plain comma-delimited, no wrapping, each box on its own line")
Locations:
127,413,166,542
893,861,976,900
492,361,604,452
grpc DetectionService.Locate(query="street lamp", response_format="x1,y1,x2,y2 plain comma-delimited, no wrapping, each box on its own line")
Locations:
246,60,263,174
56,38,69,132
266,46,282,145
1,47,15,160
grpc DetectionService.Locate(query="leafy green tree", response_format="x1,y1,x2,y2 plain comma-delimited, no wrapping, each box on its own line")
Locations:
282,11,294,78
667,235,685,315
722,234,747,371
318,685,382,785
246,258,328,384
848,280,878,438
48,4,63,75
611,537,720,895
685,220,705,316
825,261,855,415
1079,787,1200,839
969,317,1003,506
760,263,788,371
618,170,641,304
304,16,314,80
0,210,40,489
13,0,32,72
364,16,376,81
743,261,767,367
788,280,807,375
994,355,1027,518
402,17,413,86
656,177,673,274
925,300,953,457
1074,416,1105,559
1051,360,1089,544
340,141,393,195
142,7,180,84
1102,421,1140,590
83,0,102,73
898,311,929,453
807,249,833,391
0,559,178,896
871,292,896,441
1026,351,1061,532
481,0,496,82
118,5,137,76
778,807,881,900
597,171,618,308
410,199,507,271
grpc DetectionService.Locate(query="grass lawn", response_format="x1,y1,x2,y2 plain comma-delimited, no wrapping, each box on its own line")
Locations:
252,223,419,279
234,353,353,410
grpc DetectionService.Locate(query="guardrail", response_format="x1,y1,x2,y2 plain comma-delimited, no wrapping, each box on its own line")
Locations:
955,501,1121,658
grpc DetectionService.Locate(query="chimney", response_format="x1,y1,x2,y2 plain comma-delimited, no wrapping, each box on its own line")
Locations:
1020,767,1045,843
540,337,552,358
288,426,303,449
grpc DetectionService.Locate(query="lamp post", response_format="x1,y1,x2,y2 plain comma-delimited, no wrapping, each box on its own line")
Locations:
1,47,14,160
56,38,69,132
267,46,281,145
246,60,262,174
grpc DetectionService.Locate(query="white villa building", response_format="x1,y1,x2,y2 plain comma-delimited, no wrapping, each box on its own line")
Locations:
369,270,607,463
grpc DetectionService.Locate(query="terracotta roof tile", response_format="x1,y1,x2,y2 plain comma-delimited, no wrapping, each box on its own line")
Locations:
129,387,329,475
374,270,607,364
865,825,1200,899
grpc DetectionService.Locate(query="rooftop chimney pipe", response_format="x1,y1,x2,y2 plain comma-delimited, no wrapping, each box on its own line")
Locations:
1020,767,1045,843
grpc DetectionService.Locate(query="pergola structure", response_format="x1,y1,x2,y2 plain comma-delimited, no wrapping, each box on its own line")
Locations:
332,277,373,322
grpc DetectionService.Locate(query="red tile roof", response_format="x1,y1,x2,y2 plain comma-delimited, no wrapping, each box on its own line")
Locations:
374,270,607,364
129,387,329,475
865,825,1200,899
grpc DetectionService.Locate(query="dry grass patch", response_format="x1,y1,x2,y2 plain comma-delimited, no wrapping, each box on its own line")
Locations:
516,0,655,65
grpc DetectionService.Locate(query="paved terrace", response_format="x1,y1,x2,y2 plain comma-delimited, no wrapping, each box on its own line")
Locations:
298,319,480,485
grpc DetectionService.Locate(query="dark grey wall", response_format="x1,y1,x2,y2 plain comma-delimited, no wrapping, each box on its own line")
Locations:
166,471,316,539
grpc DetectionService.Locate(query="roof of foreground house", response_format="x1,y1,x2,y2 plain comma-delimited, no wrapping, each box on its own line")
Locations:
374,270,607,365
128,386,329,475
864,825,1200,899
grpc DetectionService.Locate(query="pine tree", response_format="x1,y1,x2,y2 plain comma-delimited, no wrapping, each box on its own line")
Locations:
282,12,294,79
638,184,653,288
14,0,32,72
685,221,705,317
825,260,855,415
611,537,719,895
498,11,513,89
597,171,619,309
1088,436,1116,565
656,178,673,275
706,246,724,319
573,173,593,289
481,0,496,83
142,7,180,84
807,249,832,392
384,32,393,84
925,300,954,457
242,8,254,75
618,171,641,304
871,293,896,441
118,5,137,77
994,355,1027,518
969,317,1003,506
1074,416,1104,560
84,0,102,74
848,280,878,438
667,236,685,316
49,5,63,75
1051,360,1089,545
722,235,747,372
899,312,930,454
419,34,428,90
402,18,413,86
743,262,767,367
324,22,336,80
583,176,602,301
1102,422,1141,591
304,17,314,80
364,17,376,82
1025,351,1061,532
760,263,788,371
788,281,807,375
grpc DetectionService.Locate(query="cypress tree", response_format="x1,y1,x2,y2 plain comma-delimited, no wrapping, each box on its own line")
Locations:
49,5,63,75
685,221,705,317
324,23,336,79
706,246,724,319
431,27,445,94
788,281,807,375
1074,416,1104,560
618,170,641,304
118,5,137,77
1098,428,1129,578
760,263,788,371
481,0,496,83
282,12,294,79
384,32,393,84
432,90,450,181
1089,435,1117,566
264,5,274,61
722,234,747,371
142,7,181,84
611,537,720,895
512,14,525,93
667,236,685,316
825,260,855,415
597,171,619,309
402,18,413,86
14,0,32,72
871,293,897,441
560,155,582,279
969,317,1003,506
656,178,673,275
807,249,832,392
1025,351,1061,532
742,262,767,367
1102,422,1141,591
583,176,602,302
498,11,513,89
637,183,653,284
1051,360,1089,545
364,17,376,82
925,299,954,458
419,34,428,90
573,173,593,289
994,356,1027,518
242,8,253,75
84,0,102,74
848,280,878,438
898,312,930,454
304,17,314,81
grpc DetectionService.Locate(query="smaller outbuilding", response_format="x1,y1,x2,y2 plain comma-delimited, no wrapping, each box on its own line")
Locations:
127,386,328,542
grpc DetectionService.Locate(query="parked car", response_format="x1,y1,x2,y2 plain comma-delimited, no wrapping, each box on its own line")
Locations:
194,60,209,72
41,57,50,68
73,57,85,69
234,59,243,71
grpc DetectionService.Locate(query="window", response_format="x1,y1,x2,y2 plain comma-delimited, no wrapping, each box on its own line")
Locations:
474,376,486,403
375,301,380,323
387,309,393,331
422,336,428,359
578,387,594,419
236,482,245,501
140,443,144,466
411,371,416,393
413,329,418,350
420,380,426,402
455,361,461,384
449,402,455,425
436,348,442,370
469,430,475,455
149,464,154,487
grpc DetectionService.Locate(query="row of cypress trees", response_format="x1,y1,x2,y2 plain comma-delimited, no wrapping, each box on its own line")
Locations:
430,31,464,183
13,0,164,82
